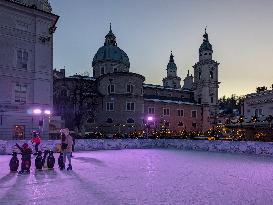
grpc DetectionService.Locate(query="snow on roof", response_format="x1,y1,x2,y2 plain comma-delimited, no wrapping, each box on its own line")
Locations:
143,84,192,92
144,98,198,105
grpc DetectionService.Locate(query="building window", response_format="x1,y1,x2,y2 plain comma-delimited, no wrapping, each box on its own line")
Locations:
106,102,114,111
177,109,184,117
198,98,201,104
255,109,263,117
198,72,201,80
148,107,155,115
13,125,25,140
211,97,213,103
126,102,135,111
127,84,134,93
14,84,27,103
100,67,105,75
210,71,213,79
108,84,115,94
192,123,197,128
191,110,197,118
17,50,28,69
163,108,170,116
127,118,135,124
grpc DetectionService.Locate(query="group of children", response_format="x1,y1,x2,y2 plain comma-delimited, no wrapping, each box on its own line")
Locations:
10,128,74,174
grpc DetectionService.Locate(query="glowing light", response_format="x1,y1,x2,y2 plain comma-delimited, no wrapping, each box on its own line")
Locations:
44,110,51,115
147,116,153,121
33,109,42,114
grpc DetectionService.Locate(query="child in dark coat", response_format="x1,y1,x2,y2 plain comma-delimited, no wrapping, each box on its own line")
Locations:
16,143,32,174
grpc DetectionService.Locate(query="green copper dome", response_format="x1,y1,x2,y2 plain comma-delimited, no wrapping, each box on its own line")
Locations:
92,25,130,68
10,0,52,13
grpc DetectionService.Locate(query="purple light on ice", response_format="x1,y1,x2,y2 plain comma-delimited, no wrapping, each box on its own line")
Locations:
33,109,42,114
44,110,51,115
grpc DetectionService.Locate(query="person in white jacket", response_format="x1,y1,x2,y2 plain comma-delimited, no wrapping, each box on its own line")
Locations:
60,128,73,170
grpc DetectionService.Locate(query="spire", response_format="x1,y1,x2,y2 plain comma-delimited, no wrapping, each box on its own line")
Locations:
203,26,209,42
104,23,117,46
169,51,174,63
199,26,213,53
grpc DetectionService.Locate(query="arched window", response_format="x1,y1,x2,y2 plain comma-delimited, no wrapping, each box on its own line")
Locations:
106,118,113,123
127,118,135,124
210,71,213,79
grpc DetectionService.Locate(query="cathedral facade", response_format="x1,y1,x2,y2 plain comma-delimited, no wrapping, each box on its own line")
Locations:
54,26,220,135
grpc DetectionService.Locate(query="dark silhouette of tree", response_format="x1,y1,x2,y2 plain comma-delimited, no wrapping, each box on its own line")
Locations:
53,74,98,133
219,94,244,115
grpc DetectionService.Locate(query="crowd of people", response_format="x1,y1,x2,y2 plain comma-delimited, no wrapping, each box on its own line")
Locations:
10,128,74,174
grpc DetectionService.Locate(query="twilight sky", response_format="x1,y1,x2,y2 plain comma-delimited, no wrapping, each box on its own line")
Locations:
51,0,273,97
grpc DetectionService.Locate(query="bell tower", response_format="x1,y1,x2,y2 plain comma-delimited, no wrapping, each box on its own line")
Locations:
163,51,181,88
193,28,220,119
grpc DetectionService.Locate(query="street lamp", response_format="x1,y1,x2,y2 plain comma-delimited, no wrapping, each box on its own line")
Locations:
146,116,154,138
32,108,51,137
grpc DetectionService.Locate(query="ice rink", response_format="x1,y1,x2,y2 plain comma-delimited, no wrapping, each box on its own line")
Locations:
1,149,273,205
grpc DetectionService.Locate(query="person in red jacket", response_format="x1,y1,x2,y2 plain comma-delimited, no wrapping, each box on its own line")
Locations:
31,131,41,154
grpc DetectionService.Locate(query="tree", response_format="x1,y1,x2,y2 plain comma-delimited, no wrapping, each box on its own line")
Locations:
53,74,99,134
219,94,244,115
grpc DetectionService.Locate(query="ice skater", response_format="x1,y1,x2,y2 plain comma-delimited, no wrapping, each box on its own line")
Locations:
15,143,32,174
31,131,41,155
60,128,73,170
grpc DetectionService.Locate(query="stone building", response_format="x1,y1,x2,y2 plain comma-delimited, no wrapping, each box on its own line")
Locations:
54,26,220,135
0,0,58,139
243,89,273,120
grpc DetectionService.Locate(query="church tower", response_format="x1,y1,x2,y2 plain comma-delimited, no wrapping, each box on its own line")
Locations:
163,51,181,88
193,29,220,118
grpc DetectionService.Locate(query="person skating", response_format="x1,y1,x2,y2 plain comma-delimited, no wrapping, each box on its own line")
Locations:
31,131,41,155
15,143,32,174
60,128,73,171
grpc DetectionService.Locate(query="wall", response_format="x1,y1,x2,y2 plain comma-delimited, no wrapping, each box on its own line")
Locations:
1,139,273,156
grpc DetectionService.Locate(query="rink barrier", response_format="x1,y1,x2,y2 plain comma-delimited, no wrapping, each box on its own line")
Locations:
1,139,273,156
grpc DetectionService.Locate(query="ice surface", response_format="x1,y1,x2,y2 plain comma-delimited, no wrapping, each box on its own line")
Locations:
1,149,273,205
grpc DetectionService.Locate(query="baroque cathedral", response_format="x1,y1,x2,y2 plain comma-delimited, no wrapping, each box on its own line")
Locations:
54,25,220,135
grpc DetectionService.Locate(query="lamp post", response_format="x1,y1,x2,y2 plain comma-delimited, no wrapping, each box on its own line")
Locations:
32,108,51,137
147,116,154,138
